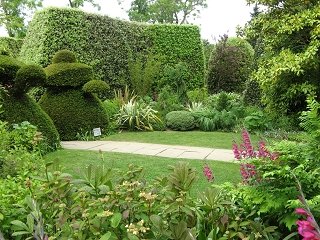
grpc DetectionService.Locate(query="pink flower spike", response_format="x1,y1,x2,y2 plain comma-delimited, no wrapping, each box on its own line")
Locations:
296,208,309,217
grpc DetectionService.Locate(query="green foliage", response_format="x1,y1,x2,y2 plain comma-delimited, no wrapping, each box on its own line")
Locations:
0,0,43,38
126,0,208,24
39,89,108,140
207,35,254,93
243,79,262,106
165,111,195,131
82,79,110,97
116,96,161,131
187,87,208,103
161,62,189,103
244,0,320,115
231,125,320,235
244,110,272,133
40,49,109,140
191,109,239,132
20,7,205,95
0,37,23,58
147,24,205,90
13,64,47,94
128,52,163,96
0,54,24,86
0,53,59,150
45,62,93,87
1,94,60,150
52,49,76,63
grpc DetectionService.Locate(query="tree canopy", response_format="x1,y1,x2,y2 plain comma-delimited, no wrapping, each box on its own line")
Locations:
67,0,101,10
124,0,208,24
244,0,320,115
0,0,43,38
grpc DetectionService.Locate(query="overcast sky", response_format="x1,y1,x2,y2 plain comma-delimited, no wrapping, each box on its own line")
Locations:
0,0,254,42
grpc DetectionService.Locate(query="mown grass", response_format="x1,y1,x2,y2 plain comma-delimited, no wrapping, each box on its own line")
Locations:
102,130,272,149
44,149,241,196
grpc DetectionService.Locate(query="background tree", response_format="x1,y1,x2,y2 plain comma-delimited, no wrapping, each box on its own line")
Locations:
124,0,207,24
0,0,43,38
243,0,320,116
207,35,254,94
67,0,101,10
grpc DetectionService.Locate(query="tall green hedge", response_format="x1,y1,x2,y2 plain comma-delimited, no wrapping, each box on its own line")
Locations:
19,7,205,95
0,37,23,58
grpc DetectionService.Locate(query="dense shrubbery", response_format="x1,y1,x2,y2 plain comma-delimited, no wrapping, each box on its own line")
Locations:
0,47,60,149
166,111,195,131
228,98,320,237
207,35,254,94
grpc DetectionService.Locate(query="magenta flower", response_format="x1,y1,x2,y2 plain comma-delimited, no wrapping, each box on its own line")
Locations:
203,163,215,182
296,208,309,217
296,206,320,239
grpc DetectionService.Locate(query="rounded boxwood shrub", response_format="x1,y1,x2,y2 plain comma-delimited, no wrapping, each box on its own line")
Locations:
83,80,110,95
0,55,25,86
14,64,46,94
52,49,76,64
165,111,195,131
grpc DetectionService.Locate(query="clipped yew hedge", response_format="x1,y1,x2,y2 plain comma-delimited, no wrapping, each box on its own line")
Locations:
20,7,205,94
0,37,23,58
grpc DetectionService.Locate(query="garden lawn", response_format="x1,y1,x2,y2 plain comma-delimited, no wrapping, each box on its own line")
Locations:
102,130,271,149
44,149,241,196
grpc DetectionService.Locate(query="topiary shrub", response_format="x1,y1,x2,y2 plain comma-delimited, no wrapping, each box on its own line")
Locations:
39,89,108,140
83,80,110,95
45,63,93,87
0,48,60,149
39,49,109,140
52,49,77,64
14,65,47,94
165,111,195,131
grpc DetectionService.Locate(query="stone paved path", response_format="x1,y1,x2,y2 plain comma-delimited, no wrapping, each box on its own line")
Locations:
61,141,236,162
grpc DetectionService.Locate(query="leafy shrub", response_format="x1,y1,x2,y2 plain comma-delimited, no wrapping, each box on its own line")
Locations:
153,85,185,120
166,111,195,131
231,129,320,235
161,62,189,103
39,89,108,140
192,109,238,132
13,64,47,95
244,110,273,133
129,52,163,97
0,55,24,87
1,156,283,239
187,87,208,103
116,96,161,131
0,37,23,58
0,50,59,149
207,35,254,93
82,80,110,97
44,62,93,87
52,49,77,63
243,79,262,106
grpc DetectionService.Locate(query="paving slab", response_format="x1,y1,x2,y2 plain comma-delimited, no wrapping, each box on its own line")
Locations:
206,149,236,162
61,141,236,162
